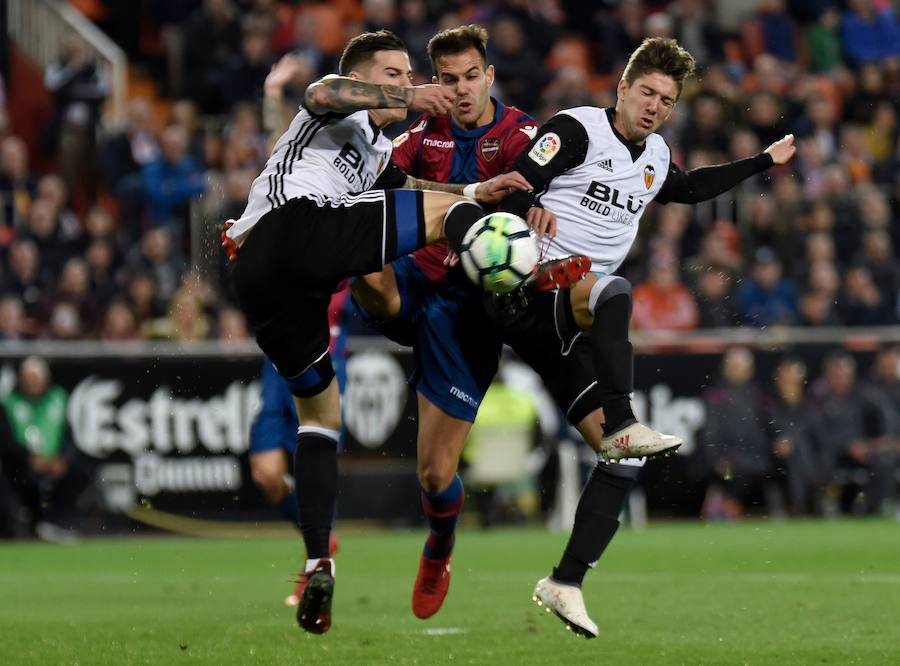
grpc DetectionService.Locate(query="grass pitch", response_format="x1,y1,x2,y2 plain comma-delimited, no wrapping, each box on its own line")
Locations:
1,520,898,665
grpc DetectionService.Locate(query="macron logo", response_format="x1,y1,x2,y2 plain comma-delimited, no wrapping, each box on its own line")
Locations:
449,386,478,408
423,137,454,149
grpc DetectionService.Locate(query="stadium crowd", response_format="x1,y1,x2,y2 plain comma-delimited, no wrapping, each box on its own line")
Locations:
0,0,898,526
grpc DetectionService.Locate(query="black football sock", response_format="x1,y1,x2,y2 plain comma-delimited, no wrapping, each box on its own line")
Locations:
553,463,636,586
294,430,339,560
443,201,484,253
590,292,636,433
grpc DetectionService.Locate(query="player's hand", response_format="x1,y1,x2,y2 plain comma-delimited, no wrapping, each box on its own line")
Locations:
408,84,456,116
443,250,460,267
265,54,305,97
526,206,556,240
765,134,796,165
474,171,532,204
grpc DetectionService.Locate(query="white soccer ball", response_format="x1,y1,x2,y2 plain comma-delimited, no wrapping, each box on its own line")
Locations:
459,212,539,294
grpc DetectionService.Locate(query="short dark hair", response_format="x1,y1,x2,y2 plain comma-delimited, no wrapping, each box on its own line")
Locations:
622,38,696,96
339,30,407,76
427,25,488,73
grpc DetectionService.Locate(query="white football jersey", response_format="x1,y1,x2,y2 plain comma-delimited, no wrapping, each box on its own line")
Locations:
537,107,670,274
226,106,393,242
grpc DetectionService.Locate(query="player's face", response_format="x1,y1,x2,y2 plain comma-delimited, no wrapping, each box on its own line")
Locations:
616,72,679,144
433,48,495,129
356,49,414,125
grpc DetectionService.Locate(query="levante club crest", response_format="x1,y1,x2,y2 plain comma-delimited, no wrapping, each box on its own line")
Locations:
480,138,500,162
644,164,655,189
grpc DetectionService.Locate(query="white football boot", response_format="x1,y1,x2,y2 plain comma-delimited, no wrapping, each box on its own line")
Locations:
599,421,682,461
532,577,599,639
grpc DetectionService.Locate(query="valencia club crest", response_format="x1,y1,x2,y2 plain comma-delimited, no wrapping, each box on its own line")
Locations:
643,164,655,189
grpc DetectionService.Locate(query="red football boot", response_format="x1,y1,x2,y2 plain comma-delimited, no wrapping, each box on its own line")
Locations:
526,254,591,293
411,555,452,619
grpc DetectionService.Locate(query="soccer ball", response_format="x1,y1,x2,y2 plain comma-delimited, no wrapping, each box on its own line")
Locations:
460,212,539,294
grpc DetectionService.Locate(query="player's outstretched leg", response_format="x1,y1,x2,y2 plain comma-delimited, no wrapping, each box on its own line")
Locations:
574,275,681,459
533,460,641,638
289,371,341,634
413,474,464,618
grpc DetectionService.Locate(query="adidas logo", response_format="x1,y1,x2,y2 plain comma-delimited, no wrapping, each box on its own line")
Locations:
597,158,613,172
613,434,630,450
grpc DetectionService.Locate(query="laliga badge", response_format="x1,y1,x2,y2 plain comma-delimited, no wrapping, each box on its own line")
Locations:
528,132,560,166
480,138,500,162
644,164,655,189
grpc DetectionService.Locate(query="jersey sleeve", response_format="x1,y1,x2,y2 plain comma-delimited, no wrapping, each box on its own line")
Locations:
371,159,408,190
390,115,427,174
499,113,590,217
498,117,538,172
655,152,774,204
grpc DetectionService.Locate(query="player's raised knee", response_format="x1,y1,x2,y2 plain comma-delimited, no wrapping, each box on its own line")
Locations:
251,462,288,503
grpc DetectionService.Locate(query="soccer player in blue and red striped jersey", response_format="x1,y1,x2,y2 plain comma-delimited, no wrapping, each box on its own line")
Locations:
352,26,600,622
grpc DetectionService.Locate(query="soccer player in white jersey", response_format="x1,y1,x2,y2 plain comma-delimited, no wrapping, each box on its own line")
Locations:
468,37,796,637
223,30,532,635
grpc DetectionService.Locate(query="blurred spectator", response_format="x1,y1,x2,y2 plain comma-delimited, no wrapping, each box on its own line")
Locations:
43,35,109,202
742,0,801,64
0,136,35,232
36,175,81,243
141,125,205,232
741,196,792,271
0,295,28,340
84,238,119,310
839,265,894,326
738,248,799,326
183,0,242,113
45,301,84,340
839,0,900,67
489,15,549,112
763,356,823,515
864,101,897,165
866,345,900,417
670,0,723,68
124,271,164,330
799,289,842,327
146,289,210,341
217,306,250,341
169,100,206,167
694,265,741,328
97,98,160,198
810,351,896,514
804,7,843,73
25,199,74,280
127,227,184,303
99,300,139,341
0,357,93,540
222,105,268,172
5,239,45,316
632,256,699,331
221,28,276,108
40,257,99,334
679,93,730,155
697,347,771,519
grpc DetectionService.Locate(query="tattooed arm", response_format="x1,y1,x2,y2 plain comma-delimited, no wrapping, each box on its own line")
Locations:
304,76,455,116
403,173,532,205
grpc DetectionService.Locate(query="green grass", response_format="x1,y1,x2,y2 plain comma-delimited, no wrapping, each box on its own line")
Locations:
1,520,898,665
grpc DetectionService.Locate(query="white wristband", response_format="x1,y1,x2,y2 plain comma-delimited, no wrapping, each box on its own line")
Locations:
463,183,479,199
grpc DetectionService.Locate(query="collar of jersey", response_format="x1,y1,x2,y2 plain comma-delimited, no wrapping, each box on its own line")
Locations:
605,108,645,162
448,97,505,140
